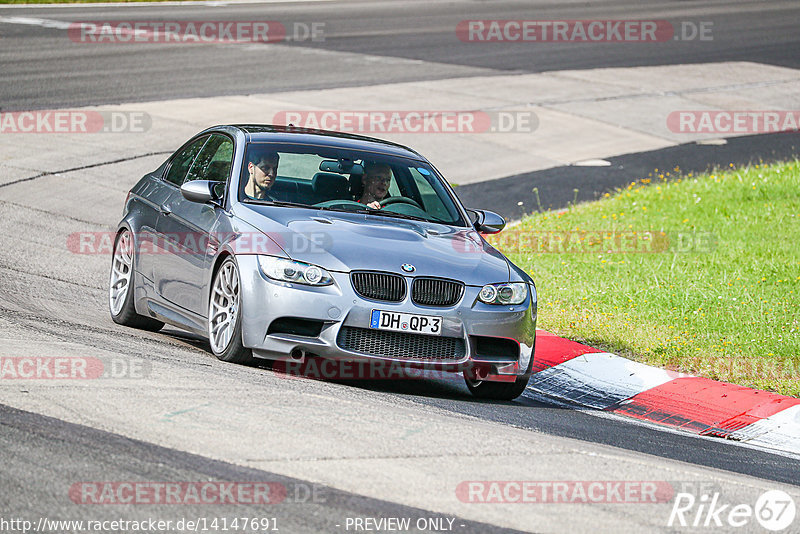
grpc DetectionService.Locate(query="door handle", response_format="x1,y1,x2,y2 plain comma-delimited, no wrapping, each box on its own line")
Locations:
160,204,172,216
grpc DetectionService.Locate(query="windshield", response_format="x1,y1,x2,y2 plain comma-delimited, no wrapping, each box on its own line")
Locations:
238,142,467,226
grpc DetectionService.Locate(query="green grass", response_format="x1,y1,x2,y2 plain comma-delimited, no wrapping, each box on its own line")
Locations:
491,161,800,396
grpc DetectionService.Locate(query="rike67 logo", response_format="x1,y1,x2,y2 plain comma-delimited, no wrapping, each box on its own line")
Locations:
669,489,796,531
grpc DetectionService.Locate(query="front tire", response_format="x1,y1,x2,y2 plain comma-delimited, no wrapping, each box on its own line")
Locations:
464,373,530,401
109,229,164,331
208,257,253,365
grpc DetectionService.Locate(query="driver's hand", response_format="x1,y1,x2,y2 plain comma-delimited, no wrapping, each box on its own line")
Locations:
367,201,381,209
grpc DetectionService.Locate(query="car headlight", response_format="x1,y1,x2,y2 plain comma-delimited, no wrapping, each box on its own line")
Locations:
478,282,528,305
257,256,333,286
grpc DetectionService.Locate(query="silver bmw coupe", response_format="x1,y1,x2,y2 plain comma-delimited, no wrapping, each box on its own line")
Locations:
110,125,537,399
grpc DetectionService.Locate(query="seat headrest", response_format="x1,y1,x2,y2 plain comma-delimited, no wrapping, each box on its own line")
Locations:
312,172,350,200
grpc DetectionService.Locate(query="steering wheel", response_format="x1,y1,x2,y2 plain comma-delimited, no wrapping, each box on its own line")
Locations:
380,196,423,210
313,199,365,210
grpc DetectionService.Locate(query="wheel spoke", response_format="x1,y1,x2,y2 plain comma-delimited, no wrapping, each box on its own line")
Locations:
220,330,230,348
223,267,234,297
120,247,132,264
220,283,232,300
212,287,227,304
111,280,127,293
112,262,127,278
212,325,225,347
110,286,126,303
212,318,230,346
210,310,228,326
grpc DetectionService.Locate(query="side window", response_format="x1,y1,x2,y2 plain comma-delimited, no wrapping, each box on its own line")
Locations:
165,136,208,186
185,134,234,184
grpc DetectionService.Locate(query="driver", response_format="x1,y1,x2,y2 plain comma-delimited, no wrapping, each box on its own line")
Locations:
244,148,280,200
357,161,392,209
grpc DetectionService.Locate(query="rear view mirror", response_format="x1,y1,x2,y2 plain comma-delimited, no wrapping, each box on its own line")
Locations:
320,159,364,174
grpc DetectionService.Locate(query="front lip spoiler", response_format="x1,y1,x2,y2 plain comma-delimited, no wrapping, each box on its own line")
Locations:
257,348,522,383
258,332,523,381
264,331,473,367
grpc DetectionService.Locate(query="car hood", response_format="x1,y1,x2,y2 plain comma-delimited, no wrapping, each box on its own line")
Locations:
234,204,511,285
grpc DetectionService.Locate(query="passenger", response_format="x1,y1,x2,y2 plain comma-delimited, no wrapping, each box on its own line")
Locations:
244,149,280,200
357,161,392,209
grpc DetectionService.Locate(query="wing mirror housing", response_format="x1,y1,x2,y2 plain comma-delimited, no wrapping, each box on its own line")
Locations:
180,180,220,204
470,209,506,234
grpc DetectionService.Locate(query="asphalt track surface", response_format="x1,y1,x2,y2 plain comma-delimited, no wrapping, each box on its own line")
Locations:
2,404,521,533
1,1,800,532
0,0,798,110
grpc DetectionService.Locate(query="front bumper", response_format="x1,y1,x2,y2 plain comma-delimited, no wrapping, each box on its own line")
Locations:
236,255,536,378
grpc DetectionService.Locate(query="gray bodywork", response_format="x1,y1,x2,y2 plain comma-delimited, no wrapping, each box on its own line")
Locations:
118,125,537,378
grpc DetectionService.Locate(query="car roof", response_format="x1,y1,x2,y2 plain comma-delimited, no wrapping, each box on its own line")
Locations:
217,124,427,161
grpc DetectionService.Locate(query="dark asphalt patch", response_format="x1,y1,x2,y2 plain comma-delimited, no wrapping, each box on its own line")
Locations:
455,132,800,220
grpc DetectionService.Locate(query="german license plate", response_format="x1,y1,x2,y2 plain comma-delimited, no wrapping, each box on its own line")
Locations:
369,310,442,336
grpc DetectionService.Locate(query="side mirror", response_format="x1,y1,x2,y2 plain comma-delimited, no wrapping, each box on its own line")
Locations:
180,180,218,204
470,209,505,234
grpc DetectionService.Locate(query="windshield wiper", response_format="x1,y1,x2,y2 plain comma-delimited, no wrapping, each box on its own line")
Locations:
249,200,448,224
355,208,437,223
246,200,313,208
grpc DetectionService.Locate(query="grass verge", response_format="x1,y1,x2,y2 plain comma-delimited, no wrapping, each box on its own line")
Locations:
492,160,800,396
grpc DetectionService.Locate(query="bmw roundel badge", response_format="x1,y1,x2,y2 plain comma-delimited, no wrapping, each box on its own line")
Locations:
401,264,415,273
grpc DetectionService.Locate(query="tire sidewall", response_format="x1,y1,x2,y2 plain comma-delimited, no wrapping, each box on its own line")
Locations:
464,335,535,400
209,257,251,364
110,229,135,322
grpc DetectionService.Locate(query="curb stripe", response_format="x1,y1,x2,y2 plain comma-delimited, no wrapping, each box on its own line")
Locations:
529,352,685,410
609,377,800,437
729,405,800,454
532,330,600,373
531,331,799,455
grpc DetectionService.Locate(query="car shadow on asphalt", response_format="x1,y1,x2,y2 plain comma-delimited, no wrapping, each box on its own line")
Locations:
256,355,567,409
156,329,564,408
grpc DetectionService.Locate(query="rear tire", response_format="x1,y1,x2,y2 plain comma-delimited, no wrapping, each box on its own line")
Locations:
208,257,253,365
109,229,164,332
